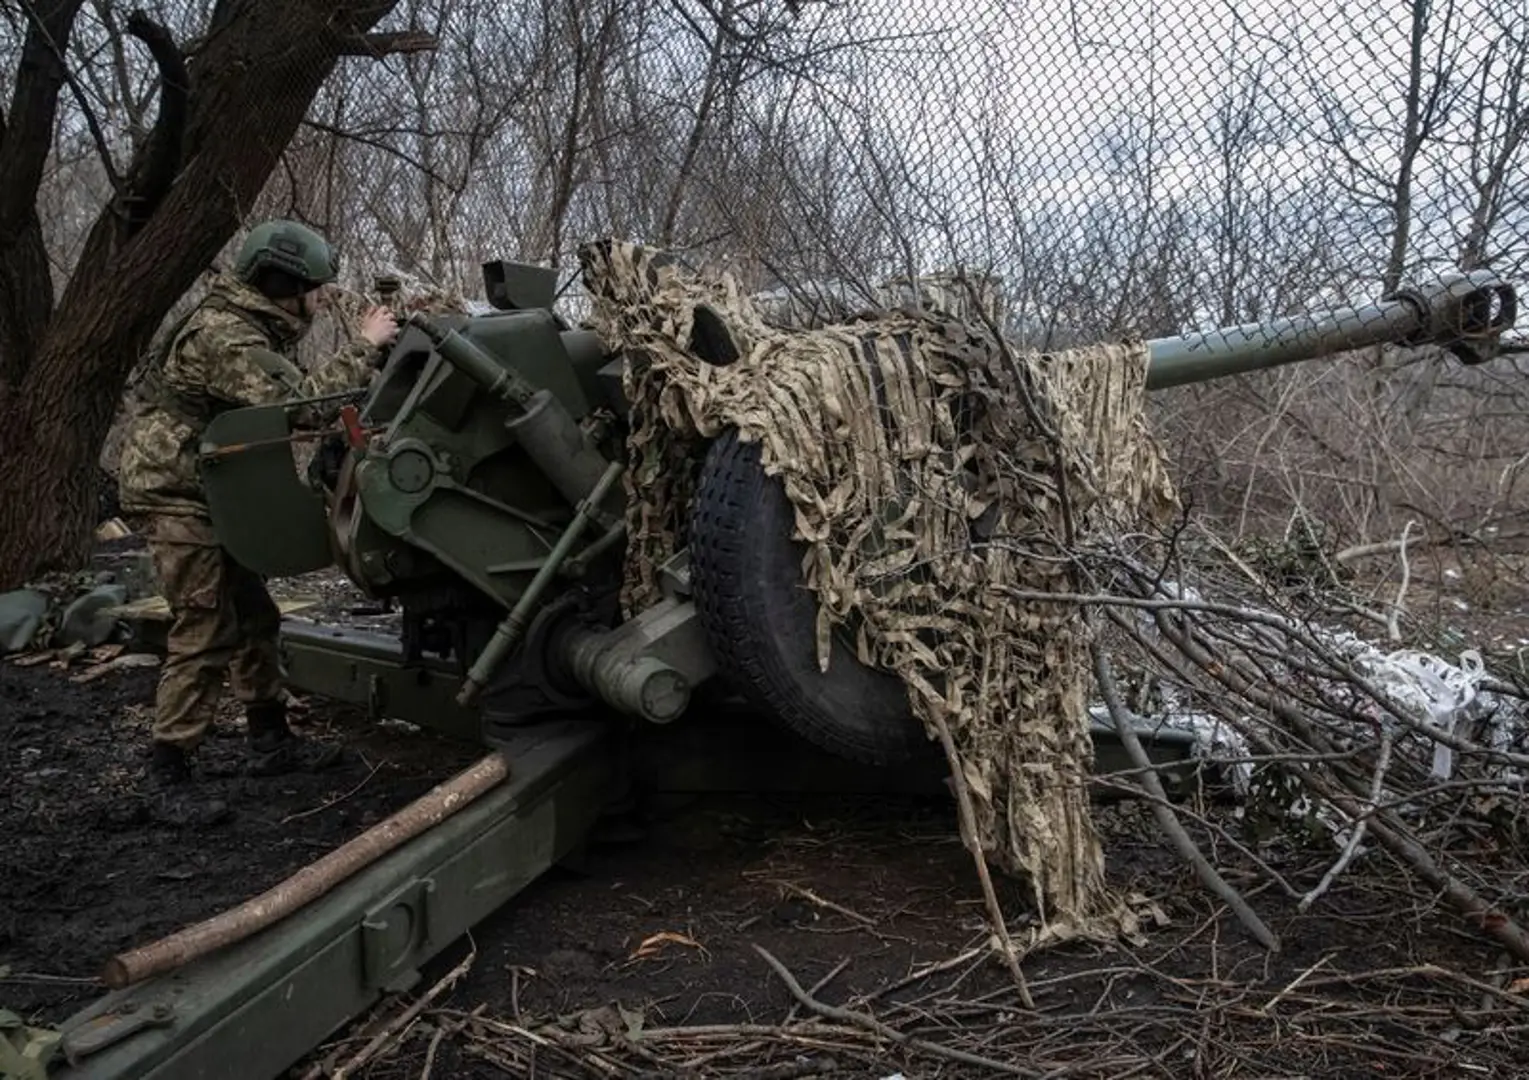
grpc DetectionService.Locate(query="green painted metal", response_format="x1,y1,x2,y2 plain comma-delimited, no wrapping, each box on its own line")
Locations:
273,616,1204,798
198,261,1524,751
1146,269,1516,389
198,403,338,577
561,596,717,724
190,260,1524,756
278,621,482,742
628,708,1206,798
50,721,614,1080
458,459,626,705
411,312,543,406
482,259,558,311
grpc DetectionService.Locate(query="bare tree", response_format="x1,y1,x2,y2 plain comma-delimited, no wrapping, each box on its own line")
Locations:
1457,6,1529,274
1308,0,1467,293
0,0,433,589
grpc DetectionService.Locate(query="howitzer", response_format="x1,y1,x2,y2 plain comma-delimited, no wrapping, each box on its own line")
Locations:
195,258,1520,769
47,256,1519,1080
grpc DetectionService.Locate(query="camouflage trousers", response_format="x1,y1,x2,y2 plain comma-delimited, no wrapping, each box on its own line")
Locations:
143,515,284,750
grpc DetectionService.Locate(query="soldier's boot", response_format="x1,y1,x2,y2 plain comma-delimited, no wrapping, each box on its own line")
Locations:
146,742,231,828
245,699,344,776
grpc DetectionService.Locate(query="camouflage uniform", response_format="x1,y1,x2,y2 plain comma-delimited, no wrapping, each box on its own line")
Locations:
119,253,380,785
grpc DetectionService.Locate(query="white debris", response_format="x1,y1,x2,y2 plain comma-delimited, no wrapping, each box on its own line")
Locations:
1345,647,1488,779
1111,580,1529,801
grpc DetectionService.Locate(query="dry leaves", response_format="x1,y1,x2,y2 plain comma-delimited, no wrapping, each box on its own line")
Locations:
626,931,709,964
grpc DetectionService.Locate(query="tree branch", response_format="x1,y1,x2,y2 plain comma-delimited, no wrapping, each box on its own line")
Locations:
117,8,190,232
0,0,88,227
1090,635,1281,951
338,29,438,56
0,0,86,385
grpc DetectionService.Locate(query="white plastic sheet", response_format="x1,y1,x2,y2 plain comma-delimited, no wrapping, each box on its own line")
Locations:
1118,579,1524,790
1345,646,1489,778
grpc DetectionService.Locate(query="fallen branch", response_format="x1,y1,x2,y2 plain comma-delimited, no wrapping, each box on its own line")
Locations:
770,881,875,926
1333,526,1475,564
279,760,384,825
924,704,1035,1008
1139,606,1529,965
1386,520,1415,642
103,753,509,988
419,1004,486,1080
752,945,1041,1076
332,946,477,1079
784,957,852,1024
1089,636,1280,952
1299,731,1393,912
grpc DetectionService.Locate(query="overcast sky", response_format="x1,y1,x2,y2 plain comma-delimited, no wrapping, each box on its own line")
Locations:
760,0,1524,298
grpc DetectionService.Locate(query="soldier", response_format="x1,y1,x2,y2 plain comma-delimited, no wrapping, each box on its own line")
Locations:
118,219,398,821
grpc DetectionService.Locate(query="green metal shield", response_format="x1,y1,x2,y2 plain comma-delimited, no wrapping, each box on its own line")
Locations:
199,405,335,577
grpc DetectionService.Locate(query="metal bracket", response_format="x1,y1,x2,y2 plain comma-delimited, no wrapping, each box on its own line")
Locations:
367,672,387,722
558,598,718,724
361,877,439,992
658,550,692,600
60,1002,175,1067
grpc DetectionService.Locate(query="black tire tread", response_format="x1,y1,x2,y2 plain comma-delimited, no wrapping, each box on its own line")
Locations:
688,428,928,766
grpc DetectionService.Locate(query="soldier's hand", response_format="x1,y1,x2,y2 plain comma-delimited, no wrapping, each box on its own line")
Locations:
360,306,399,348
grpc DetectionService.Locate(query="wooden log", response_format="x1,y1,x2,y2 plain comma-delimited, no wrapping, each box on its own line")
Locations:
102,752,510,989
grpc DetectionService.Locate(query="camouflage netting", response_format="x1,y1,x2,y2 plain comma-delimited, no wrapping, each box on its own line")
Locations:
322,270,477,326
578,240,1181,942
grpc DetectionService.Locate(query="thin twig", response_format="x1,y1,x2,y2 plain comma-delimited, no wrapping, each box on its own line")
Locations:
333,945,477,1079
1259,953,1334,1013
1387,520,1416,642
1299,731,1394,912
784,957,851,1023
770,880,875,926
280,760,383,824
752,945,1042,1076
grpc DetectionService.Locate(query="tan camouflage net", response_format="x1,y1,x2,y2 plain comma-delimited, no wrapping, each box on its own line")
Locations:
578,239,1180,943
322,270,475,332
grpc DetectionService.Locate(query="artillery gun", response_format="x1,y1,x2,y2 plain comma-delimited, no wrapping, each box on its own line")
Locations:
196,257,1519,768
48,254,1518,1079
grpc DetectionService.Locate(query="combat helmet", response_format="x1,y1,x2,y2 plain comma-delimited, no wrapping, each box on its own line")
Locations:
234,219,340,294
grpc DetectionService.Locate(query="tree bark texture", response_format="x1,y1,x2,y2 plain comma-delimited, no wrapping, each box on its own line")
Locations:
0,0,407,589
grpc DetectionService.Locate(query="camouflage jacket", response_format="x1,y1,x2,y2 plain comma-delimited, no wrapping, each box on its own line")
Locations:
118,272,379,519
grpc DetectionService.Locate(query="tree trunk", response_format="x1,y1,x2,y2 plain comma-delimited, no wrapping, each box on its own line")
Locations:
0,0,410,590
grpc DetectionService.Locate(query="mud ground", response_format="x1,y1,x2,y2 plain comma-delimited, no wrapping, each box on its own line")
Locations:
302,741,1526,1079
0,658,482,1025
3,536,1528,1077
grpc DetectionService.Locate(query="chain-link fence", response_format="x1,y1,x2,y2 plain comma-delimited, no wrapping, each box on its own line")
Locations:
18,0,1529,550
271,0,1529,317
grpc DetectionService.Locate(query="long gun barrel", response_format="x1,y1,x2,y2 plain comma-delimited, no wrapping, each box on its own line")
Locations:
1144,269,1517,390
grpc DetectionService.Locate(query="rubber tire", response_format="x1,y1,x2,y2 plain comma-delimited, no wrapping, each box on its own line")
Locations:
688,427,933,766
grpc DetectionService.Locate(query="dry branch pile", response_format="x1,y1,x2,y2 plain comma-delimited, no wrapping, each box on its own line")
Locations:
413,956,1529,1079
1095,549,1529,962
306,864,1529,1080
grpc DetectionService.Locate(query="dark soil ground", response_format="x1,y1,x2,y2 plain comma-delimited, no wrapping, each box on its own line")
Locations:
313,795,1529,1080
0,657,482,1025
4,534,1528,1077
